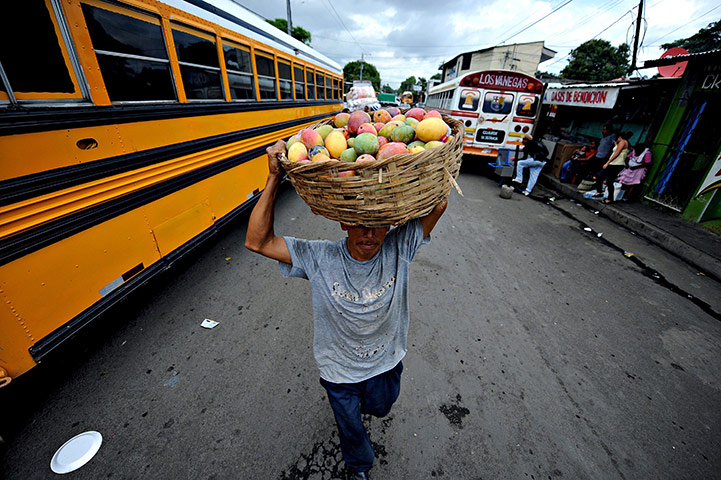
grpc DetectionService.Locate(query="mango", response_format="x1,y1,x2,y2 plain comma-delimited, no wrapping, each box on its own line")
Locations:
355,154,376,162
354,133,380,155
373,122,386,133
425,110,442,119
287,134,301,150
389,124,415,144
404,117,419,129
390,114,406,123
308,145,330,161
334,112,350,127
357,123,377,135
415,117,449,142
347,110,372,134
287,142,308,162
347,137,356,148
407,140,426,149
373,109,392,124
378,121,403,139
315,124,333,140
325,130,348,158
409,145,425,153
406,108,426,121
300,128,324,149
387,107,401,117
340,148,358,162
425,140,443,149
378,136,389,148
337,169,356,177
377,142,409,161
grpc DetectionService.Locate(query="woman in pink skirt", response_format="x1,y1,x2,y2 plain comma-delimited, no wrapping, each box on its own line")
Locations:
617,143,652,201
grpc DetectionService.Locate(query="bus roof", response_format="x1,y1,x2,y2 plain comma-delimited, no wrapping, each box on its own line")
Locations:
168,0,342,73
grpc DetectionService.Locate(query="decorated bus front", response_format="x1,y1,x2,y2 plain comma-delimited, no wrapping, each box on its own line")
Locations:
446,70,544,157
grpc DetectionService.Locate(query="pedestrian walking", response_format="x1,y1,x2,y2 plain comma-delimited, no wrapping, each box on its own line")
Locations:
245,140,447,480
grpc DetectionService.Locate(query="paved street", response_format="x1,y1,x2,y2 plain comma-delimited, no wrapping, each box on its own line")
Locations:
2,162,720,480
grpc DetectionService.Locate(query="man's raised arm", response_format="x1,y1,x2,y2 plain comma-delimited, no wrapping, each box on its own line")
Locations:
245,140,292,264
420,198,448,238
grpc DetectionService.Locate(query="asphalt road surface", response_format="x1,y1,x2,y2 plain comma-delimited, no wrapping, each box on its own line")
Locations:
2,163,720,480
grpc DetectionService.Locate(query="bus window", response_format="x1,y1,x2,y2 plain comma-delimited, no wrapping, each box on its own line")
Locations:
222,40,254,100
306,69,315,100
172,24,223,100
255,52,277,100
325,76,331,100
277,59,292,100
316,72,325,100
482,92,514,115
333,79,340,100
516,94,538,117
82,3,175,102
458,89,480,111
293,65,305,100
1,1,80,101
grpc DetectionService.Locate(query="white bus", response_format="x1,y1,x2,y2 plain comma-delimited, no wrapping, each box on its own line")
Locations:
426,70,544,157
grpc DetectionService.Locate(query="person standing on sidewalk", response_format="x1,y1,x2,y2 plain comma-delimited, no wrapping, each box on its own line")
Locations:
588,124,617,174
245,140,447,480
512,133,549,196
594,132,631,204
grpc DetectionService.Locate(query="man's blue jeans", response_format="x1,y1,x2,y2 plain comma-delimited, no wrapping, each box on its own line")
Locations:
513,158,547,193
319,361,403,473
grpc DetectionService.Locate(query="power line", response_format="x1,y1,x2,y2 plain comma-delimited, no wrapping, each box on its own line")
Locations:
500,0,575,44
545,0,627,40
643,3,721,47
543,6,638,69
322,0,364,55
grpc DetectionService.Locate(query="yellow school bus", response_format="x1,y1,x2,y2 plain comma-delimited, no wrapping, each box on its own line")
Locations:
0,0,343,385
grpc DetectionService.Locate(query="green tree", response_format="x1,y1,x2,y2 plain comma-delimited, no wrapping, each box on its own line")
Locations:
430,73,441,80
661,20,721,53
343,60,381,92
560,39,630,81
381,84,395,93
265,18,312,46
398,76,417,93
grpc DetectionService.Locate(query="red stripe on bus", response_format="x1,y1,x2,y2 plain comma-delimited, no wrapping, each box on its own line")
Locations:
450,111,479,118
513,117,535,124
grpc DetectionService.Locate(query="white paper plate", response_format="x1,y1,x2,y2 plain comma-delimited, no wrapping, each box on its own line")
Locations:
50,431,102,474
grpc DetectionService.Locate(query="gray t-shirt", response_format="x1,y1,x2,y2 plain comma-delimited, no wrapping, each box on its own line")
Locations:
280,219,429,384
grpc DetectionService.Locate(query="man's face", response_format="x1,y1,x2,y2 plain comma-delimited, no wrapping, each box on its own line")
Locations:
341,225,390,261
522,138,529,147
602,126,609,136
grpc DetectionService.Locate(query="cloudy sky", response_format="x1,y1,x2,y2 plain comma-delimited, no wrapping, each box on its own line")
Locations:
232,0,720,88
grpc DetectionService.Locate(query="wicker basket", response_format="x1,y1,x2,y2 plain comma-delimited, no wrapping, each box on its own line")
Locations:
279,115,464,227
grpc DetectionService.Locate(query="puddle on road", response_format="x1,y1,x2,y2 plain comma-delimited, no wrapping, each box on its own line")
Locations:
542,198,721,322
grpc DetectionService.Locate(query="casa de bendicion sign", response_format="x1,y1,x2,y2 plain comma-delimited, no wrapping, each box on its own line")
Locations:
543,86,620,109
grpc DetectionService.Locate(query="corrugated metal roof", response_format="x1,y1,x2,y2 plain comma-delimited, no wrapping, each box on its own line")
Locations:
546,82,629,89
642,49,721,68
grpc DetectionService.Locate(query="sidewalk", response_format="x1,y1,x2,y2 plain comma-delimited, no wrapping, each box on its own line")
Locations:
538,173,721,281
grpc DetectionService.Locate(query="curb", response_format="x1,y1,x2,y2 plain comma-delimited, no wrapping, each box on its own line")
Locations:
539,174,721,281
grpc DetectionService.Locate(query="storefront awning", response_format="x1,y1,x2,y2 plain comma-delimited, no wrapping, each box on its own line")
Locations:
543,83,626,109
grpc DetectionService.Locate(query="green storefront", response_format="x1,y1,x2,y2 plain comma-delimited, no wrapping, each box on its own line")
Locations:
642,50,721,234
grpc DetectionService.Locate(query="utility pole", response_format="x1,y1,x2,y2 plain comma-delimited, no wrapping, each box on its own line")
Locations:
359,53,364,81
629,0,644,74
286,0,292,36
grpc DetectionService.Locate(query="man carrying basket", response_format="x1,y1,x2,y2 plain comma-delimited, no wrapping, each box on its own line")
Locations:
245,140,447,480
